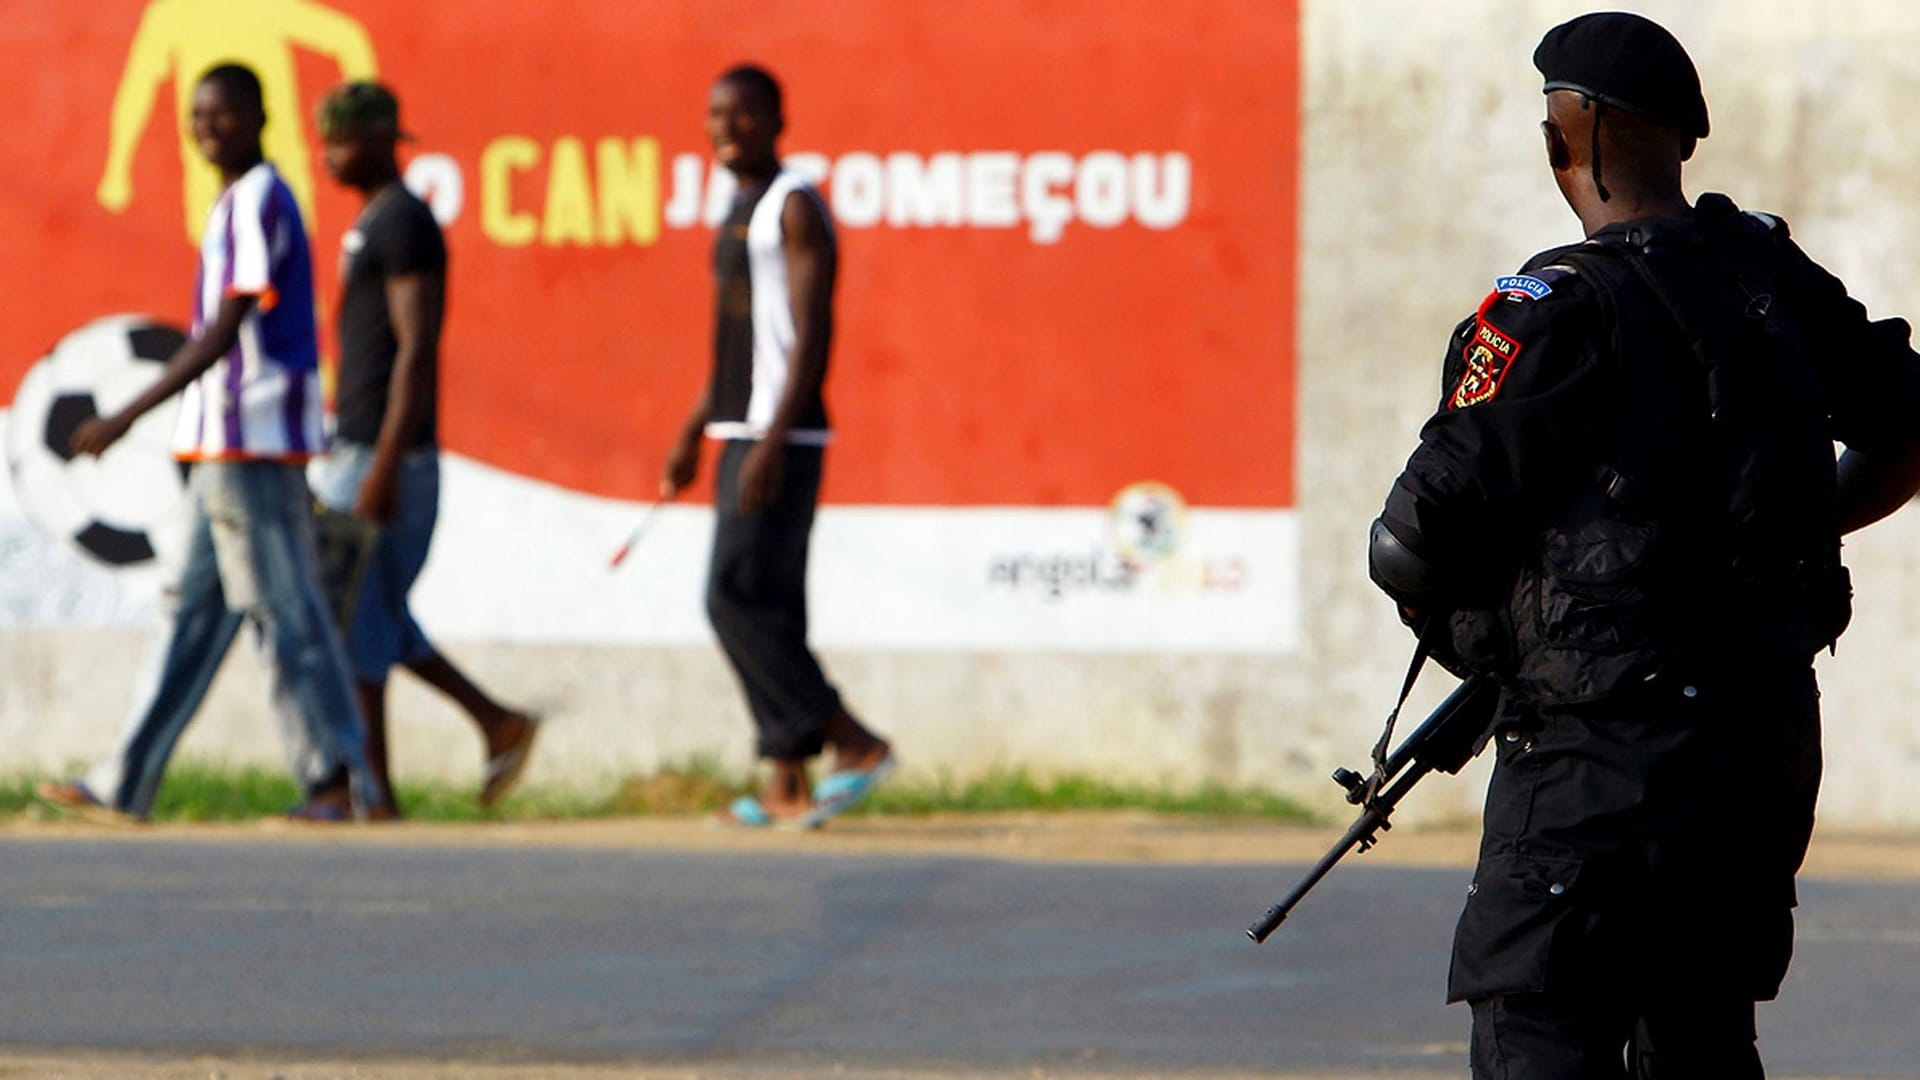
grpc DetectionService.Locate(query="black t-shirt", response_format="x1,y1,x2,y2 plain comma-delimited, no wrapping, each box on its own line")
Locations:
336,185,445,447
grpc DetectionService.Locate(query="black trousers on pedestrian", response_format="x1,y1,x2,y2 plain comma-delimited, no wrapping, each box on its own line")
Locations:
1454,666,1822,1079
706,439,841,761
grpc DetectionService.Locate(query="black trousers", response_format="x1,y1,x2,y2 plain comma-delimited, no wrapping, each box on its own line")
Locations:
1454,666,1822,1079
705,439,841,761
1471,992,1761,1078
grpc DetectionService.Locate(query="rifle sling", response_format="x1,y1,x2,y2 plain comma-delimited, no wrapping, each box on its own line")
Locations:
1362,635,1431,810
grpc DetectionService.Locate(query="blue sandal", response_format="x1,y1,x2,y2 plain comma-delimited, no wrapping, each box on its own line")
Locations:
802,753,898,830
714,794,775,828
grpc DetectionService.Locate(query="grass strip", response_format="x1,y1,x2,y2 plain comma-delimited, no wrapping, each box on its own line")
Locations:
3,760,1315,824
853,771,1314,819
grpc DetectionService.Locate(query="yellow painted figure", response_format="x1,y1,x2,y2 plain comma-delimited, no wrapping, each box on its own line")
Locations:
97,0,378,241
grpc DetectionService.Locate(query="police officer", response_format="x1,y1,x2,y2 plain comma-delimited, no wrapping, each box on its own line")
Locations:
1368,13,1920,1078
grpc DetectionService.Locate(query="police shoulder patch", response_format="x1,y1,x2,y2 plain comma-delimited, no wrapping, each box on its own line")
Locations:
1449,296,1526,409
1494,273,1554,301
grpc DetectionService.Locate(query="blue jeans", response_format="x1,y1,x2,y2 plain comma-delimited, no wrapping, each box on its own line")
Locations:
85,460,376,816
309,441,440,684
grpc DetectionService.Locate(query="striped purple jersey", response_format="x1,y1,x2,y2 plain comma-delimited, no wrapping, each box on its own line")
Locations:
172,161,324,461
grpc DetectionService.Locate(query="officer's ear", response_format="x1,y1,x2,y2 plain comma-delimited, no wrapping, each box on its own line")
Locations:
1541,119,1572,171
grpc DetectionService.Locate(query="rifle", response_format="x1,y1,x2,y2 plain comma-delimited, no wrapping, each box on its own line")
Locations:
1245,674,1500,944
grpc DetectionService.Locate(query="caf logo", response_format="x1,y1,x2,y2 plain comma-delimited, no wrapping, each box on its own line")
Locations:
1108,480,1186,565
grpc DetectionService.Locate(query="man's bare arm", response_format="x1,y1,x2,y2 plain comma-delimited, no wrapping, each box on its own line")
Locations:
71,294,258,455
663,384,713,498
352,269,443,521
763,189,834,443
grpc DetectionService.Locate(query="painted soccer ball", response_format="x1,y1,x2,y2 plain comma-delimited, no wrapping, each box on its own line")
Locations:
5,315,189,567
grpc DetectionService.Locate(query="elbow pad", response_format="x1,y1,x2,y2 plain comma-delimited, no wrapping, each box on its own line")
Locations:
1368,516,1446,605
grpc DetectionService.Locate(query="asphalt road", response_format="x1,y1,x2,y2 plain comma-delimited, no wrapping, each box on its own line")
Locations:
1,833,1917,1077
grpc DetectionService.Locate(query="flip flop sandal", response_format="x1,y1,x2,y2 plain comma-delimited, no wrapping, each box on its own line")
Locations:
34,779,142,826
712,794,775,828
802,753,899,830
480,714,541,807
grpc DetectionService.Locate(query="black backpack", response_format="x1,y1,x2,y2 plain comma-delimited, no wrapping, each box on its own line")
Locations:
1500,200,1850,701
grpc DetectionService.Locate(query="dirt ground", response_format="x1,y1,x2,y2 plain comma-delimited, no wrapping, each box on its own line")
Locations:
6,811,1916,1079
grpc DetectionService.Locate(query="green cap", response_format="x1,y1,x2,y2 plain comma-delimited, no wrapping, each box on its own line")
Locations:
315,81,408,139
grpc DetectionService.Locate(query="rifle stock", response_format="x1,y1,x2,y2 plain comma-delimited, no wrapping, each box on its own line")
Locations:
1245,675,1500,944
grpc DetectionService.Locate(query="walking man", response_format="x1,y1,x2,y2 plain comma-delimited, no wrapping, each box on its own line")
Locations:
42,62,380,822
663,64,894,828
313,81,537,817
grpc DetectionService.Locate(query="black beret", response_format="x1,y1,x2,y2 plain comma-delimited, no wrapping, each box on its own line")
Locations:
1533,12,1709,139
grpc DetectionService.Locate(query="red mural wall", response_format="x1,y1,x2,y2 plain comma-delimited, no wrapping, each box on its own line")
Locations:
0,0,1298,508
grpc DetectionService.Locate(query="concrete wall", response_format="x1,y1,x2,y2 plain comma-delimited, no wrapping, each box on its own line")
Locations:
8,0,1920,829
1301,0,1920,830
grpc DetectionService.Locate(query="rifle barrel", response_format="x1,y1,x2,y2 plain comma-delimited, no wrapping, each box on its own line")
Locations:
1243,674,1495,945
1245,761,1432,943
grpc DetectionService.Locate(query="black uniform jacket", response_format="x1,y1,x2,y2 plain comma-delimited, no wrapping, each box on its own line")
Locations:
1377,194,1920,702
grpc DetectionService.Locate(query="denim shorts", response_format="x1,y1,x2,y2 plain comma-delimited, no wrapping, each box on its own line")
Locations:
310,441,440,682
